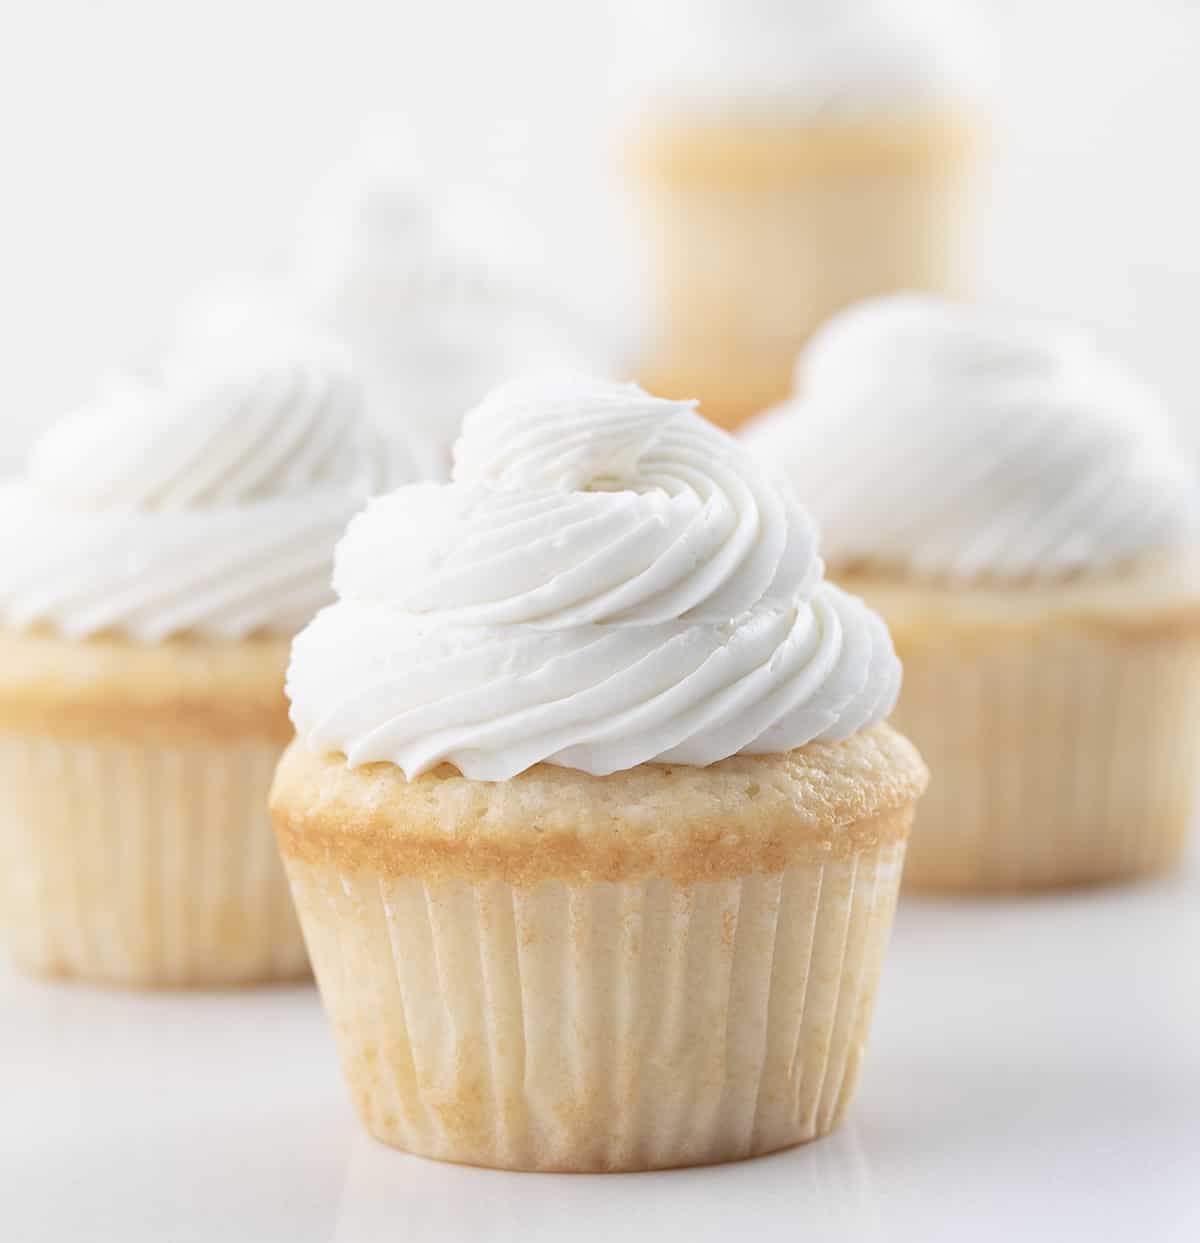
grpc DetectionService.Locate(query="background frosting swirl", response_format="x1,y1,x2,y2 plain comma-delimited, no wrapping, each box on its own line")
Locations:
743,296,1198,582
634,0,969,119
297,160,608,488
0,346,378,641
288,372,900,781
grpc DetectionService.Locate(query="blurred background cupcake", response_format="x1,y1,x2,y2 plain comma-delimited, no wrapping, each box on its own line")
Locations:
0,340,378,985
744,296,1200,891
294,144,613,481
625,0,980,429
174,145,613,487
7,5,1198,458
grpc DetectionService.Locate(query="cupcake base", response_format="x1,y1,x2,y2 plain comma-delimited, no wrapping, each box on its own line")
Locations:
272,726,927,1171
285,846,905,1171
0,630,307,986
841,564,1200,891
0,734,308,986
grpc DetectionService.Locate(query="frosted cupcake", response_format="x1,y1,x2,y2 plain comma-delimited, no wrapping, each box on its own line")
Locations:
271,372,927,1171
744,296,1200,890
298,156,606,484
0,345,378,985
628,0,978,429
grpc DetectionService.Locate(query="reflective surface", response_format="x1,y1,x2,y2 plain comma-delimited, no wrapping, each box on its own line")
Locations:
5,848,1199,1243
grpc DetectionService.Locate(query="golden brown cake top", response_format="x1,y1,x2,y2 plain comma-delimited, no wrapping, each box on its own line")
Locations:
0,627,292,742
271,722,928,886
628,115,977,183
836,553,1200,641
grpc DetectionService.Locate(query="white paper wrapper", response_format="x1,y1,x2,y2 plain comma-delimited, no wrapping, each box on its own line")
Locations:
894,628,1200,890
284,840,907,1172
0,734,308,985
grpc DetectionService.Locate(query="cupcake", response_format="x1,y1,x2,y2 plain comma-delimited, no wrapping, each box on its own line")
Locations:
744,295,1200,891
271,372,927,1171
627,0,978,429
297,153,607,484
0,344,378,985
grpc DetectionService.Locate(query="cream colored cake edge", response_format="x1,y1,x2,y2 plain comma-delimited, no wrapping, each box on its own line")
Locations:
271,723,928,886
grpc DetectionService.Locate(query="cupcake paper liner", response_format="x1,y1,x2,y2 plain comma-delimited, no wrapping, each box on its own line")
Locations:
632,122,973,428
0,734,308,986
894,628,1200,890
283,840,907,1172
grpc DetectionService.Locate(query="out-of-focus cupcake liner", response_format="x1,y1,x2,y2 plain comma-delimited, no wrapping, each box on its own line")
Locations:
283,838,907,1172
893,629,1200,891
633,125,973,428
0,734,308,986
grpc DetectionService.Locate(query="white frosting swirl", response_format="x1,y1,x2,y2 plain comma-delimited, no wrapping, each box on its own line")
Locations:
287,372,900,781
297,158,607,486
635,0,969,119
173,279,472,489
743,296,1198,582
0,347,379,641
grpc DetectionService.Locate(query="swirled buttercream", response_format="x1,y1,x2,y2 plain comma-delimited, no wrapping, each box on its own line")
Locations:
172,278,476,488
287,372,900,781
742,296,1198,582
0,347,379,641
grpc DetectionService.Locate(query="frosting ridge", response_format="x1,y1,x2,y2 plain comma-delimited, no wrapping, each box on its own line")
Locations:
288,372,900,780
0,346,379,641
743,295,1198,582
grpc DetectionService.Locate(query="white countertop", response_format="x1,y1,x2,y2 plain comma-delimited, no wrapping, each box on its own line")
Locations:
5,848,1198,1243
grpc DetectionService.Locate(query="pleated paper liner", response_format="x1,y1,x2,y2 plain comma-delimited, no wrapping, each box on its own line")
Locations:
284,838,907,1172
892,627,1200,891
629,117,975,431
0,735,308,986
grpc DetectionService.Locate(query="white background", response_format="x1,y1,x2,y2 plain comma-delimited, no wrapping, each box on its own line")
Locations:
2,5,1199,1239
1,1,1198,452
